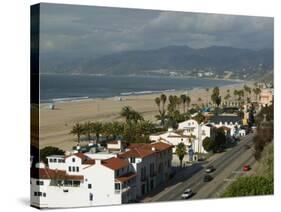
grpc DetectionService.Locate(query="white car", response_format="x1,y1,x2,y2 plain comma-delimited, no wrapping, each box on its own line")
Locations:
181,189,193,199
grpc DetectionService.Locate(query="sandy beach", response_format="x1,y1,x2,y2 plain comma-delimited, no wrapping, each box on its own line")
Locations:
39,83,248,151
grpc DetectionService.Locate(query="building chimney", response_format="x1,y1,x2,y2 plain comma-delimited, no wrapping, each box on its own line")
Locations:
95,159,101,165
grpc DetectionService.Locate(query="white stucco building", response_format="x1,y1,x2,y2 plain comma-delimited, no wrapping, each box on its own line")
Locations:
150,119,214,154
31,141,173,208
209,115,242,136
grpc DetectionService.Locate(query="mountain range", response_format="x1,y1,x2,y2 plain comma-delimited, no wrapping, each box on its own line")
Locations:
41,45,273,80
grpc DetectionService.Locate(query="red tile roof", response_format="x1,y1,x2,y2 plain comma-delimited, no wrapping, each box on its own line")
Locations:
118,148,154,159
150,142,174,151
102,157,129,170
107,140,122,144
31,168,84,180
115,172,137,183
119,142,173,159
65,153,95,165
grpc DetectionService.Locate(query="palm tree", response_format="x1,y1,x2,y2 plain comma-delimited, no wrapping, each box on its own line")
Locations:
233,89,238,106
70,123,84,145
175,142,187,167
176,96,181,110
110,121,124,140
253,87,261,102
186,96,191,111
155,110,167,126
120,106,132,122
180,94,187,113
91,122,103,142
155,97,161,111
224,94,231,106
160,94,167,112
83,121,92,142
130,111,144,123
205,88,209,106
244,85,251,103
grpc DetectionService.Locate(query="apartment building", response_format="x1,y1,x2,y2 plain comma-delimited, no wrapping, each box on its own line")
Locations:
30,141,173,208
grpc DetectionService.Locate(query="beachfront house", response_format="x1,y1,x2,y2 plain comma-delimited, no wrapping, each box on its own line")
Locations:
149,119,214,156
209,115,242,136
31,141,173,208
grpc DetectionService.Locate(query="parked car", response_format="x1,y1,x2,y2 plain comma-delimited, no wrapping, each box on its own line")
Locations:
203,175,213,182
205,165,215,173
181,189,194,199
243,164,251,172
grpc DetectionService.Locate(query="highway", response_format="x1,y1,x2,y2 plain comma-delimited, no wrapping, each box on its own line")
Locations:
143,133,256,202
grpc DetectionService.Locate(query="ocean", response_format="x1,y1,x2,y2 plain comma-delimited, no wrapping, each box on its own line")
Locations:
40,74,241,103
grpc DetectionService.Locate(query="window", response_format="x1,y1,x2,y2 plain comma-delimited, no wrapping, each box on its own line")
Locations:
76,167,79,172
89,193,93,201
72,158,75,162
68,166,71,172
34,192,37,196
73,181,81,187
115,183,121,191
72,166,76,172
116,170,120,176
130,157,135,163
88,184,92,189
38,192,42,197
53,158,57,163
49,158,53,163
36,181,44,186
43,193,46,197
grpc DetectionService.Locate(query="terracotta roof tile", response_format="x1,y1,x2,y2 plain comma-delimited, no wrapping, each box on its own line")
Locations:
119,142,173,159
102,157,129,170
65,153,95,165
150,142,174,151
115,172,137,183
31,168,84,180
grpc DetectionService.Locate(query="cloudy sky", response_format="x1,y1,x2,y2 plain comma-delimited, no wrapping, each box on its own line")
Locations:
39,3,273,59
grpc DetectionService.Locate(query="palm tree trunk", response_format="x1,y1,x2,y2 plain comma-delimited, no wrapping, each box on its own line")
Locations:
77,134,80,145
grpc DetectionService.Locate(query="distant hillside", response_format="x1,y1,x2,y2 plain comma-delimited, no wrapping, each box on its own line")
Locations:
41,45,273,80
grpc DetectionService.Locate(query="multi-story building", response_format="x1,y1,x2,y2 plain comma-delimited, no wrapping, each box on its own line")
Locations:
30,141,173,208
209,115,242,136
118,142,173,197
31,152,136,208
259,88,273,107
150,119,214,154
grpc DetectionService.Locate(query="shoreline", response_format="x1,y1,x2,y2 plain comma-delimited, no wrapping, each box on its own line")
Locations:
38,82,252,151
40,80,246,106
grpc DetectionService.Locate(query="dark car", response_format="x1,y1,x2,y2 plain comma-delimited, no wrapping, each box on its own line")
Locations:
244,144,251,150
203,175,213,182
205,165,215,173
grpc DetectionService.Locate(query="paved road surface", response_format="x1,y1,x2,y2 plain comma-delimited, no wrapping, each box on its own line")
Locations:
143,133,256,202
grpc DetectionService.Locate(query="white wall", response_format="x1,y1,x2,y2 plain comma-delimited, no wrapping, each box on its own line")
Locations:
82,160,122,206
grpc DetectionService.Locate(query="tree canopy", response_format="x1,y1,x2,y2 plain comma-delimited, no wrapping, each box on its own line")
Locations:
221,176,273,197
40,146,65,164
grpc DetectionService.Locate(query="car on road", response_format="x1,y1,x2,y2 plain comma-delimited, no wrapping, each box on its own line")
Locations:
203,175,213,182
243,164,251,171
205,165,215,173
244,144,251,150
181,189,194,199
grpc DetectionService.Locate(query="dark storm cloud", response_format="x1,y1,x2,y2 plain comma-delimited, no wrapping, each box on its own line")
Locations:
39,3,273,58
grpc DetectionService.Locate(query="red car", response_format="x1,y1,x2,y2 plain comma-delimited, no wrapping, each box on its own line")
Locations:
243,165,250,171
